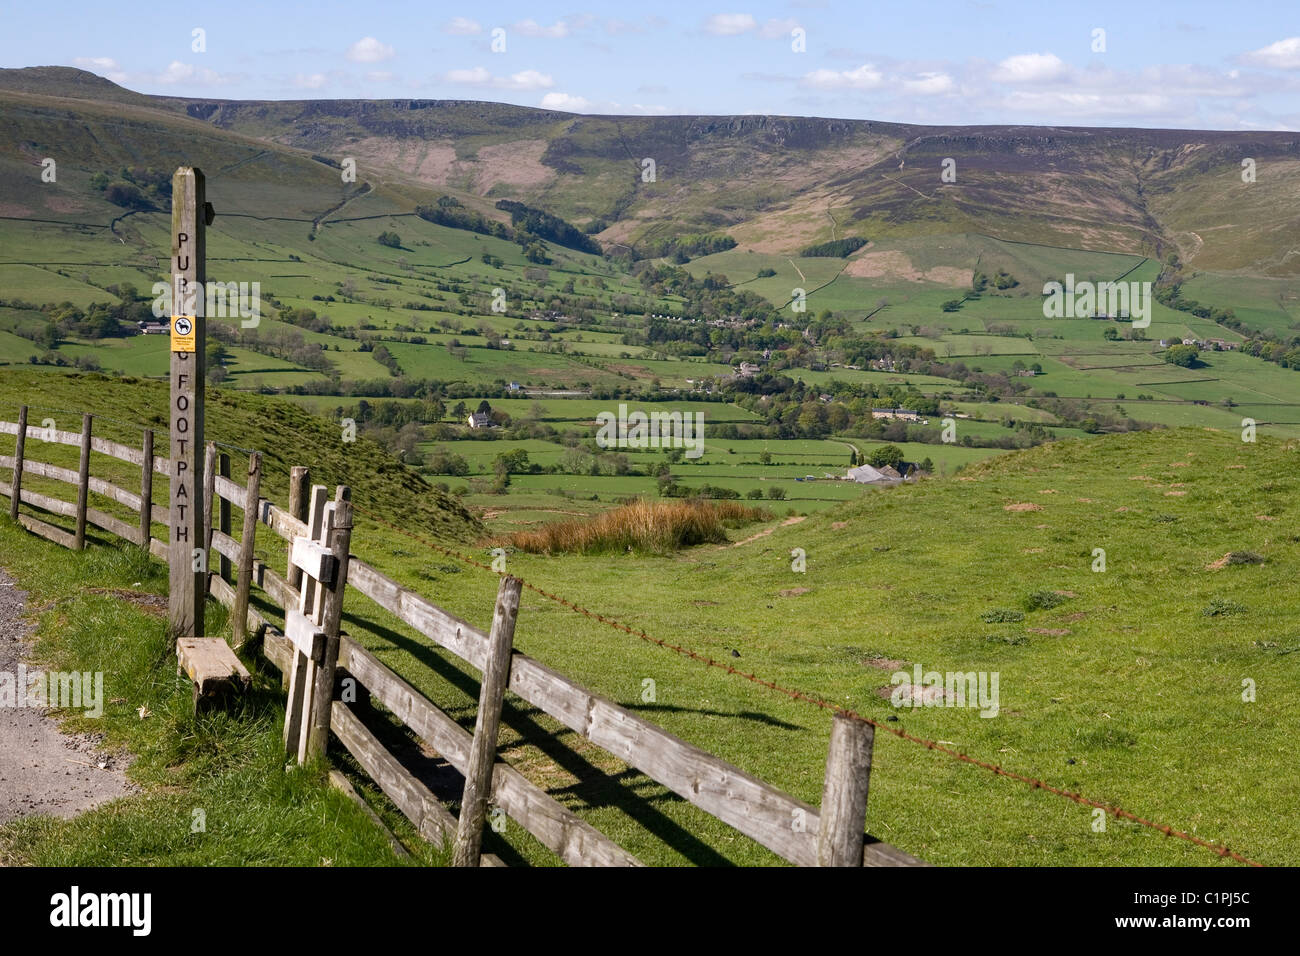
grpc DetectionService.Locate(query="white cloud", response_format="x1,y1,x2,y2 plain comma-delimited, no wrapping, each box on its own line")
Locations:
445,66,492,85
759,17,800,39
505,69,555,90
540,92,594,111
154,61,232,86
704,13,757,36
802,64,885,90
74,57,127,83
364,71,394,83
443,67,554,90
1238,36,1300,70
74,56,121,72
292,73,328,89
902,71,954,95
992,52,1068,84
539,92,669,114
443,17,482,35
346,37,395,63
1000,90,1177,118
514,18,570,39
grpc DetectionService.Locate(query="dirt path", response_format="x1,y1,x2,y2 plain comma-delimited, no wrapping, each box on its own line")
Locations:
0,569,131,825
729,515,806,548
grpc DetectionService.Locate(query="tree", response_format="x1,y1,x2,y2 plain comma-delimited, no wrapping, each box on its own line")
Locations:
941,299,963,312
377,231,402,248
867,444,904,468
746,488,764,500
494,449,530,474
766,486,787,500
1164,344,1200,368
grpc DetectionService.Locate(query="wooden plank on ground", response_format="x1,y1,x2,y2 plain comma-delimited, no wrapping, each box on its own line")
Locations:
337,639,641,867
327,769,410,859
330,701,459,848
17,513,76,548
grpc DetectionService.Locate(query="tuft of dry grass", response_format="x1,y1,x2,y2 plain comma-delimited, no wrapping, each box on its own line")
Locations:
497,498,773,555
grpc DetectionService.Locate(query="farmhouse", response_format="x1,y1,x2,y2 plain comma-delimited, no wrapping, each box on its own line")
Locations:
737,361,761,377
137,321,168,334
846,463,901,485
870,407,921,421
466,411,493,429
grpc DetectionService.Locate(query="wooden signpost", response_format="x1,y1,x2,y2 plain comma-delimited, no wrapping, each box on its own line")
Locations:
169,166,209,639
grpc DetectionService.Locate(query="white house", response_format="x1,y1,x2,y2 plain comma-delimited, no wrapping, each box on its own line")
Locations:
467,411,493,429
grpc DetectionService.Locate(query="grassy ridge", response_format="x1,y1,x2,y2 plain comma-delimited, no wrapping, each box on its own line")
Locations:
0,369,481,541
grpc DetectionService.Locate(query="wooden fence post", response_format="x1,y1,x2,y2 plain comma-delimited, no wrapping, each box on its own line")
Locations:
202,440,216,580
452,574,522,867
305,485,352,760
10,405,26,521
139,429,153,548
817,713,875,866
218,452,231,581
287,466,308,591
231,452,261,645
73,413,92,549
285,484,328,754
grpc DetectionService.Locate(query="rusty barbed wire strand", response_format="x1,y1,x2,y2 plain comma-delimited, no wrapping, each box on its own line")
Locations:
351,502,1262,867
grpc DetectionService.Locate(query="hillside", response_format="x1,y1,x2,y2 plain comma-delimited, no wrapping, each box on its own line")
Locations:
337,425,1300,865
2,67,1300,274
0,369,482,540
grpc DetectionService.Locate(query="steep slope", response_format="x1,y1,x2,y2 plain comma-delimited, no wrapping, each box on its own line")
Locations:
0,370,482,540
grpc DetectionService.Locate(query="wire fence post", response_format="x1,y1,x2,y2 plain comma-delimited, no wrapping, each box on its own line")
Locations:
452,574,522,867
218,452,231,581
139,429,153,548
818,712,874,866
9,404,26,522
231,452,261,646
73,413,92,550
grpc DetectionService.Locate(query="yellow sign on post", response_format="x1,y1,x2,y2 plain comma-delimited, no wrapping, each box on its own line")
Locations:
171,314,197,353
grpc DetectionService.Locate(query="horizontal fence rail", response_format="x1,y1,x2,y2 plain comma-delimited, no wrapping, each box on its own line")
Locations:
0,407,930,867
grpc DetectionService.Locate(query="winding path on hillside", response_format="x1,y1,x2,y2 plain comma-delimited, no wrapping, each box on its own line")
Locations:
0,569,130,826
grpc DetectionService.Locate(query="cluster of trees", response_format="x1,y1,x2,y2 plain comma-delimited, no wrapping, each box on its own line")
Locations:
1163,343,1202,368
1157,277,1300,371
213,323,335,373
90,167,172,210
495,200,601,255
972,269,1019,292
415,196,509,238
376,231,402,248
800,237,867,258
641,233,737,263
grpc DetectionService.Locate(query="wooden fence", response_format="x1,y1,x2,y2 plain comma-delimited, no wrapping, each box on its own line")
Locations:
0,407,926,867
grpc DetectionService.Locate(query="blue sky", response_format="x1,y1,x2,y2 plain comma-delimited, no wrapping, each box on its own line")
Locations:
5,1,1299,129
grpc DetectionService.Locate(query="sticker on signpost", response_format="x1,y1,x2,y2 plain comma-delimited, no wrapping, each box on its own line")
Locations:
171,314,196,353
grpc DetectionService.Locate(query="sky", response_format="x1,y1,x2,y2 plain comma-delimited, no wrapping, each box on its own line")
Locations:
4,1,1300,130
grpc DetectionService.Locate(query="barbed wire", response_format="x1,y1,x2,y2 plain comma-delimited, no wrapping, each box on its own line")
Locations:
351,501,1263,867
